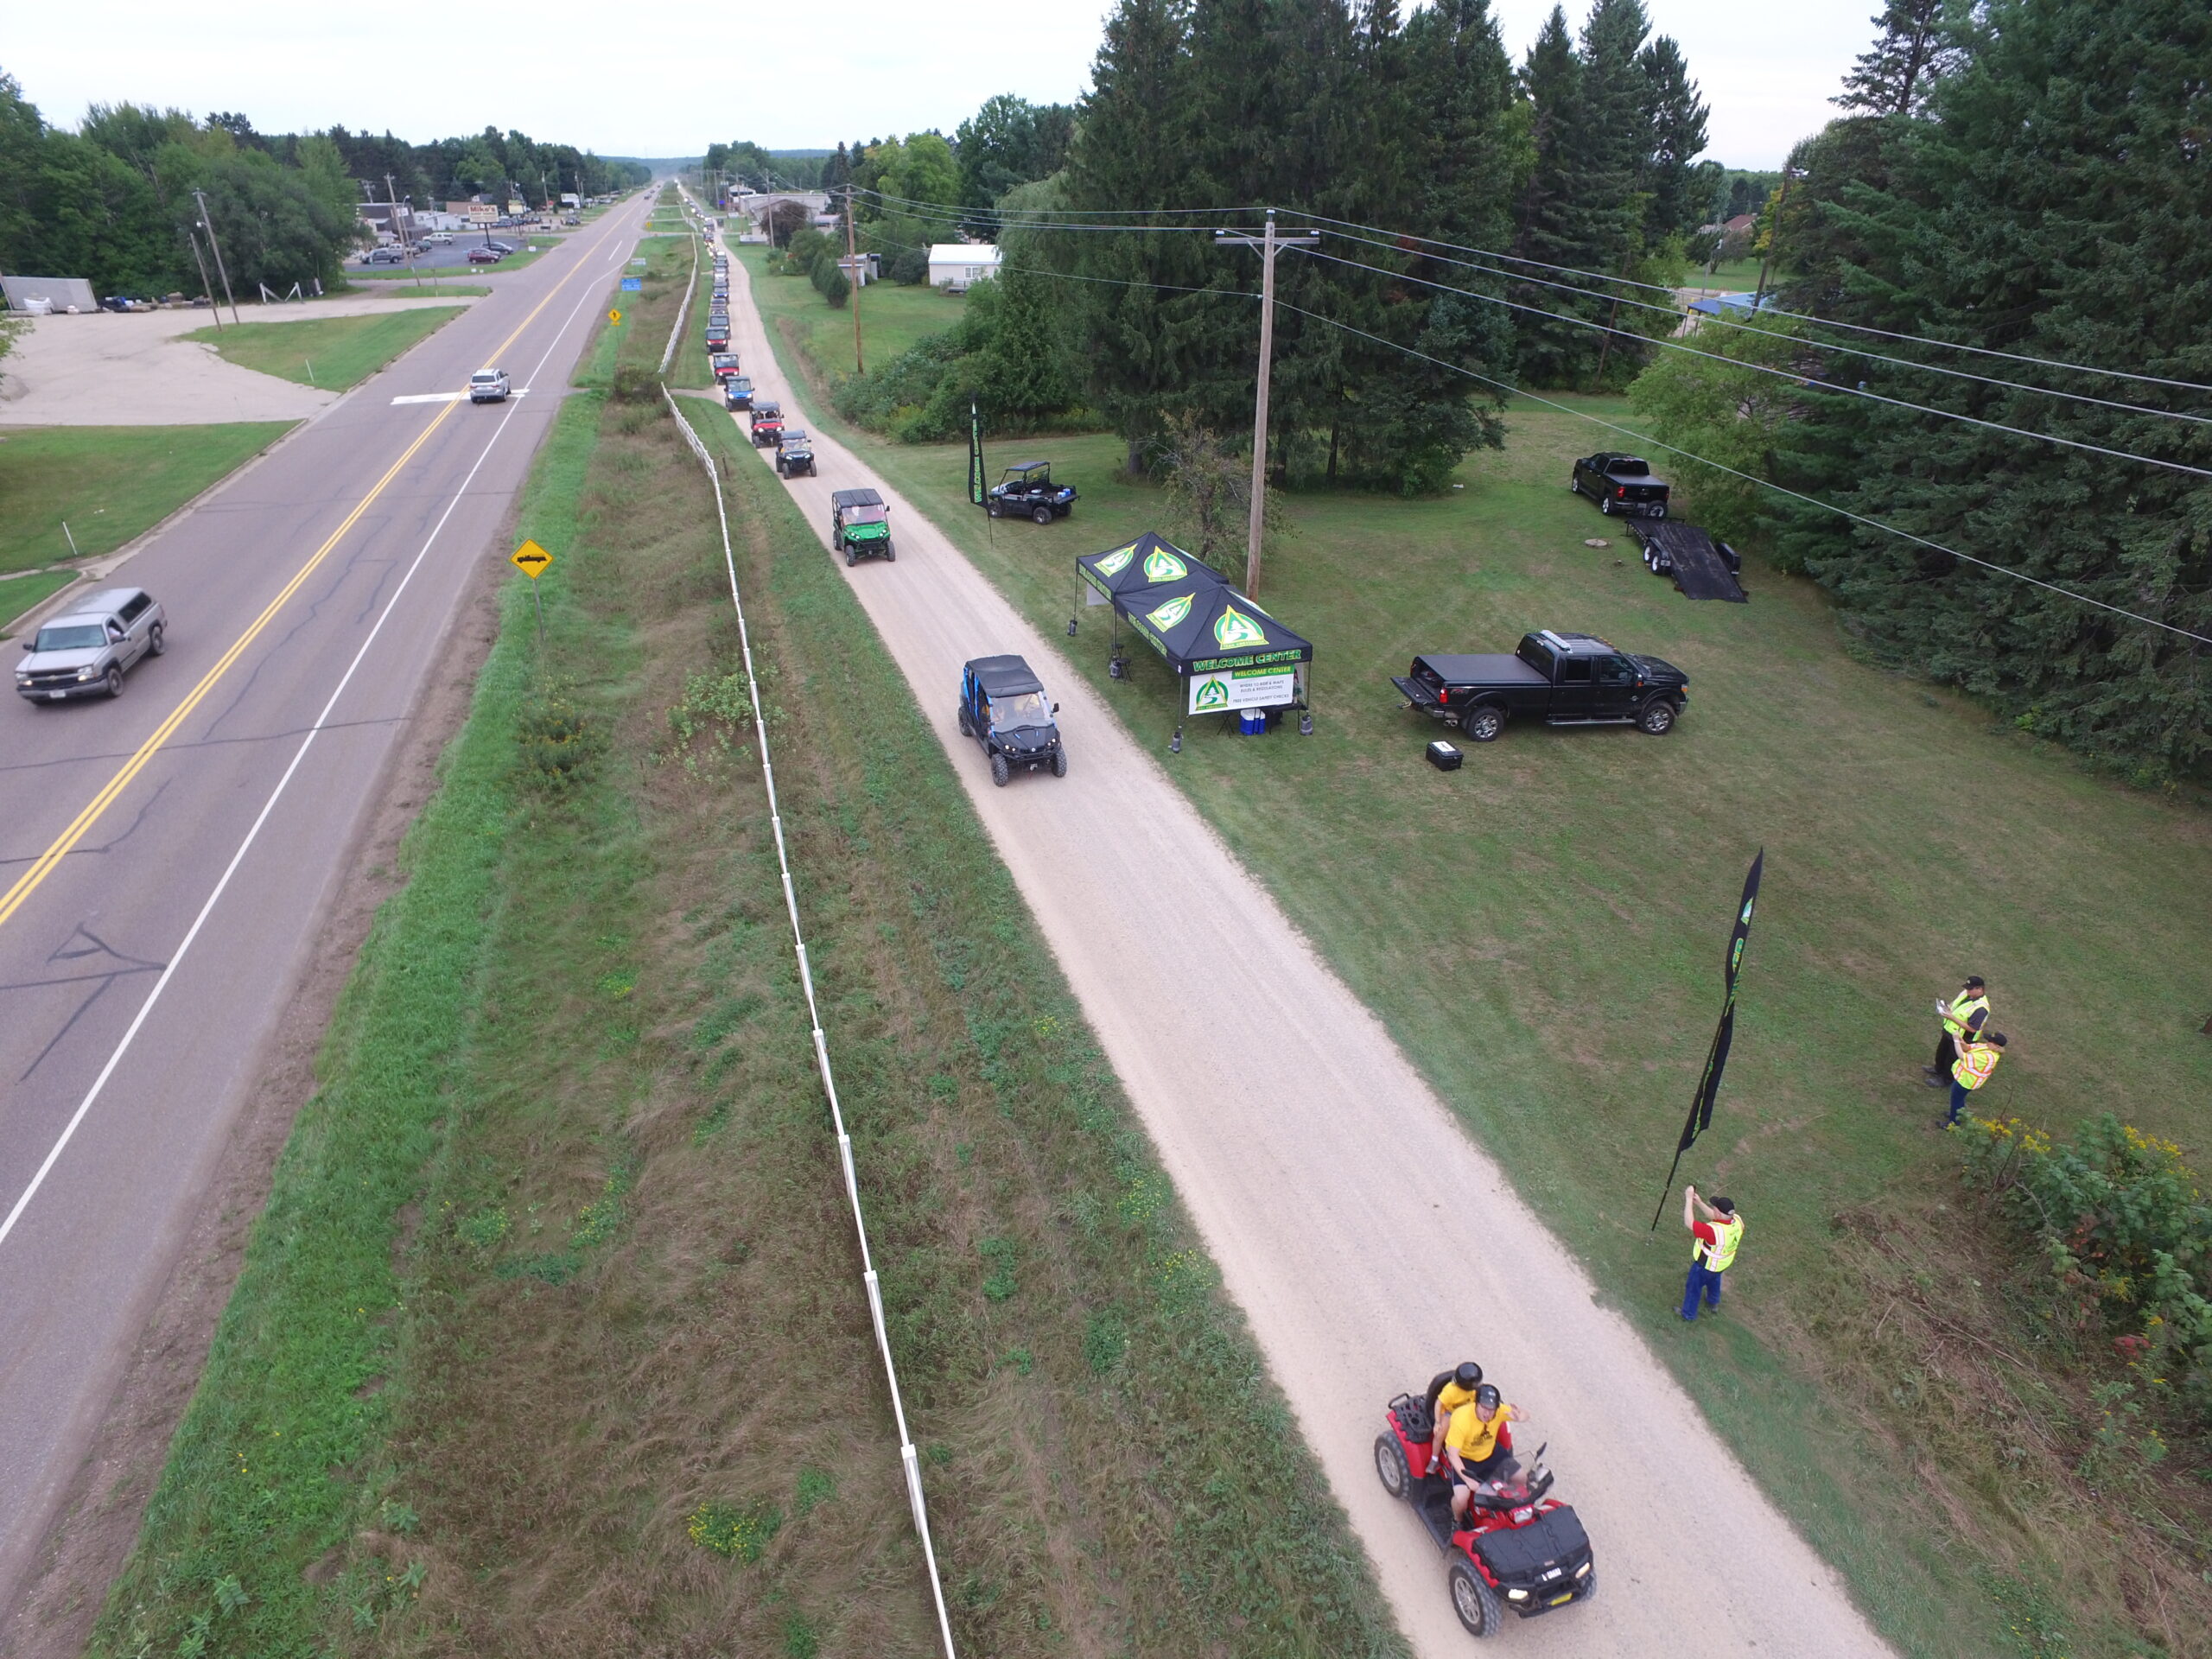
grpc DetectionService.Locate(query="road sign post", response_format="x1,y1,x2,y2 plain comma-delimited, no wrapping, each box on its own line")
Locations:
512,539,554,658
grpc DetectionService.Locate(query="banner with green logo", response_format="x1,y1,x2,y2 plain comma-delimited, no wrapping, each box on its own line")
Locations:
1187,665,1298,714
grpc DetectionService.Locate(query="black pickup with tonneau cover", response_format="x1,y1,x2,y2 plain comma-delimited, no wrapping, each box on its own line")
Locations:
1392,629,1688,742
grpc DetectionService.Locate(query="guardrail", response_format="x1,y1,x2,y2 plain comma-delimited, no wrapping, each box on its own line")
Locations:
660,383,959,1658
658,222,700,377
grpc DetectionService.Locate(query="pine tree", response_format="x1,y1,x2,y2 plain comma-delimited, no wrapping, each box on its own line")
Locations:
1637,35,1707,245
1776,0,2212,778
1834,0,1961,117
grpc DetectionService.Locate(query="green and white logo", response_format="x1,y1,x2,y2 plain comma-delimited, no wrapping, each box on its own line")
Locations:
1147,592,1194,632
1192,676,1230,710
1213,603,1268,650
1096,543,1136,578
1142,547,1188,582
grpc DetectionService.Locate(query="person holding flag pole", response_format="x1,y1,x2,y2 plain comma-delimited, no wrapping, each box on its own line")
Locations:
1680,1185,1745,1322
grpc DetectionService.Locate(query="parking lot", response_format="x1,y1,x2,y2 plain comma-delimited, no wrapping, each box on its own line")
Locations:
354,226,569,274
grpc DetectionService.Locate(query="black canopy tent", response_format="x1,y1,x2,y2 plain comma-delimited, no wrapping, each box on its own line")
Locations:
1075,531,1313,721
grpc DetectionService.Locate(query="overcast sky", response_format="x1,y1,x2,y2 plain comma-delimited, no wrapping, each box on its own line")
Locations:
8,0,1873,170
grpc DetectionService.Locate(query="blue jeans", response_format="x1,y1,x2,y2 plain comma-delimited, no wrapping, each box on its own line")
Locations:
1948,1079,1969,1125
1681,1262,1724,1320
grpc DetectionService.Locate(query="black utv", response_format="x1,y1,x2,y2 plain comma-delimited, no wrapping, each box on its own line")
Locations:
776,429,817,478
957,655,1067,785
985,461,1077,524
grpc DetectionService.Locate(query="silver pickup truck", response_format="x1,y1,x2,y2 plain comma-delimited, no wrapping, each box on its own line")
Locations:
14,587,167,702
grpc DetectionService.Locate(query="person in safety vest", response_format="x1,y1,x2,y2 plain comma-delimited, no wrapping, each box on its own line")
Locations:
1946,1030,2007,1127
1442,1383,1524,1523
1680,1185,1744,1322
1424,1361,1484,1468
1924,976,1991,1089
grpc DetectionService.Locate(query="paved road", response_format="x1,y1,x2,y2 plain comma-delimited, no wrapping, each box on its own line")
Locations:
703,205,1893,1657
0,194,654,1624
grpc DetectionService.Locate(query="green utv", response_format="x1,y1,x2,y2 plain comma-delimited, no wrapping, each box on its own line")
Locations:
830,488,893,565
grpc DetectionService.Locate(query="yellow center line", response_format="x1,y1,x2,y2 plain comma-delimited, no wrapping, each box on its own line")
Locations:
0,216,632,936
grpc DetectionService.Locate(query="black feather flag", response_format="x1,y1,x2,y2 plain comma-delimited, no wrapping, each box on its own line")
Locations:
1651,849,1764,1228
968,399,986,507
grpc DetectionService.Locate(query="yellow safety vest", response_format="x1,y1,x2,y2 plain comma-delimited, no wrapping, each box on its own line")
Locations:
1954,1043,2002,1090
1692,1215,1744,1273
1943,991,1990,1040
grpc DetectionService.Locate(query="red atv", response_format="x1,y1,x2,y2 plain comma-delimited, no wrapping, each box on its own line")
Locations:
1375,1388,1596,1637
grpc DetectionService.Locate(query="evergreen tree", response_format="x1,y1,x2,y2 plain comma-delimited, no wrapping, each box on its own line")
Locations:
1637,35,1707,244
1834,0,1963,117
1772,0,2212,778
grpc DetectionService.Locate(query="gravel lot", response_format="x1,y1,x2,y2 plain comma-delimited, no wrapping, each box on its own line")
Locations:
0,294,481,426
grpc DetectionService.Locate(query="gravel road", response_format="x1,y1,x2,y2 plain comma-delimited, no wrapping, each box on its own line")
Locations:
710,231,1893,1657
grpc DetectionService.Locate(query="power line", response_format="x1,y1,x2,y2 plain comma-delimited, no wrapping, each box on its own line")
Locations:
1287,244,2212,480
1267,296,2212,649
1303,222,2212,432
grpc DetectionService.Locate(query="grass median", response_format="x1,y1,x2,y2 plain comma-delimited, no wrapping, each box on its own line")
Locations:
91,238,1402,1658
0,422,295,575
741,282,2212,1657
186,306,465,391
0,569,82,633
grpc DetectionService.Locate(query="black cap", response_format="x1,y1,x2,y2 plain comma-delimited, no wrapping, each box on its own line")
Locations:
1964,976,1986,989
1712,1196,1735,1215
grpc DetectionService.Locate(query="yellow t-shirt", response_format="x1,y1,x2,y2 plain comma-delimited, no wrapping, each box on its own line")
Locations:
1444,1402,1510,1463
1434,1382,1481,1423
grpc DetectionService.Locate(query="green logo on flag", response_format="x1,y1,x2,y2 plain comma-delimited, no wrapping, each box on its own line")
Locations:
1192,677,1230,710
1142,548,1188,582
1096,544,1136,577
1147,592,1193,632
1213,603,1268,649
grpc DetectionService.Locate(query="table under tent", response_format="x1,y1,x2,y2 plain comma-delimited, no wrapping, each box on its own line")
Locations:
1073,532,1314,731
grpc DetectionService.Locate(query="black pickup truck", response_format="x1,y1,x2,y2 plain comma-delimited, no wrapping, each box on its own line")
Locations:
1569,453,1669,518
1391,629,1688,741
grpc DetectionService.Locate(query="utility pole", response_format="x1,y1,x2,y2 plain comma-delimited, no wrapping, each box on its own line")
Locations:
385,175,429,292
845,185,864,374
184,227,221,327
1752,167,1794,310
1216,210,1316,600
191,188,240,324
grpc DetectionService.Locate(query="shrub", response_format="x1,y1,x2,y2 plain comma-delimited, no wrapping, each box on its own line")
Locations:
1959,1112,2212,1427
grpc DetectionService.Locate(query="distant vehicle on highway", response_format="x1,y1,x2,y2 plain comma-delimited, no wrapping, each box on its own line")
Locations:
1569,453,1669,518
467,247,505,264
16,588,166,702
1391,629,1688,741
958,655,1066,785
469,368,512,404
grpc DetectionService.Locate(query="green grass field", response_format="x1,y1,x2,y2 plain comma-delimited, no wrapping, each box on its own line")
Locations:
186,307,465,390
735,244,964,385
1688,256,1764,291
0,423,295,575
750,335,2212,1654
355,283,491,301
0,569,81,633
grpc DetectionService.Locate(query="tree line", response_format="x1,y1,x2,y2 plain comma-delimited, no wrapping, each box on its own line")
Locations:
0,70,645,300
1630,0,2210,779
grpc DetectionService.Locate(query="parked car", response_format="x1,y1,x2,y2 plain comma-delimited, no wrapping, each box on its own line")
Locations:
469,367,512,404
1390,629,1688,742
16,588,166,702
722,376,754,411
486,239,517,254
467,246,505,264
424,232,454,245
1568,453,1669,518
749,401,784,446
776,429,817,478
830,488,893,564
957,655,1066,785
361,246,407,265
986,461,1077,524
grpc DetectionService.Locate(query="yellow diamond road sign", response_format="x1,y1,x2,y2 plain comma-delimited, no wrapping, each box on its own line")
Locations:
511,540,553,580
607,308,622,324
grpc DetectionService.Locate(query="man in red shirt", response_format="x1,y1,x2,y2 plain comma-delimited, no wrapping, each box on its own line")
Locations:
1681,1185,1745,1322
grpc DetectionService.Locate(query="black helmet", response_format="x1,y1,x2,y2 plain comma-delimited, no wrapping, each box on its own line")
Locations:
1474,1383,1502,1409
1454,1361,1484,1389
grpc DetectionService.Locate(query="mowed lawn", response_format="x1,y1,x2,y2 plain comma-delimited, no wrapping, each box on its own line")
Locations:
737,245,966,380
0,569,84,633
754,346,2212,1652
0,423,295,574
185,304,466,389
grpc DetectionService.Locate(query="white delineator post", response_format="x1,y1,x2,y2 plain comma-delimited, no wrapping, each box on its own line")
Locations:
1217,211,1317,600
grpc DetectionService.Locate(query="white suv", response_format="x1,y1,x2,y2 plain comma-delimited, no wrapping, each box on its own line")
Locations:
469,368,511,404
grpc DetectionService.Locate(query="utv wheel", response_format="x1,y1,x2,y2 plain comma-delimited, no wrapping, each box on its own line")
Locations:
1637,699,1677,736
987,500,1001,518
1033,505,1053,526
149,623,166,657
104,665,124,698
1051,747,1068,779
845,548,856,567
1461,705,1504,743
957,703,973,737
1576,1568,1597,1602
883,540,894,562
1448,1560,1503,1637
1373,1433,1410,1499
989,753,1010,787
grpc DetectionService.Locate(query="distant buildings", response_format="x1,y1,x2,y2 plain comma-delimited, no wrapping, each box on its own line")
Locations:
927,244,1001,292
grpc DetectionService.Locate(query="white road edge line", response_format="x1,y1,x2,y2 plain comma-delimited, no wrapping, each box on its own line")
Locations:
391,391,531,406
0,270,609,1255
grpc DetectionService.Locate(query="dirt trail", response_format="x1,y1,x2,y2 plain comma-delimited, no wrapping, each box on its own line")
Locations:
715,234,1891,1657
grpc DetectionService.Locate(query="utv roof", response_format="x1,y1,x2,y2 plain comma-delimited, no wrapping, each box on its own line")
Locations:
830,487,884,509
966,654,1044,696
